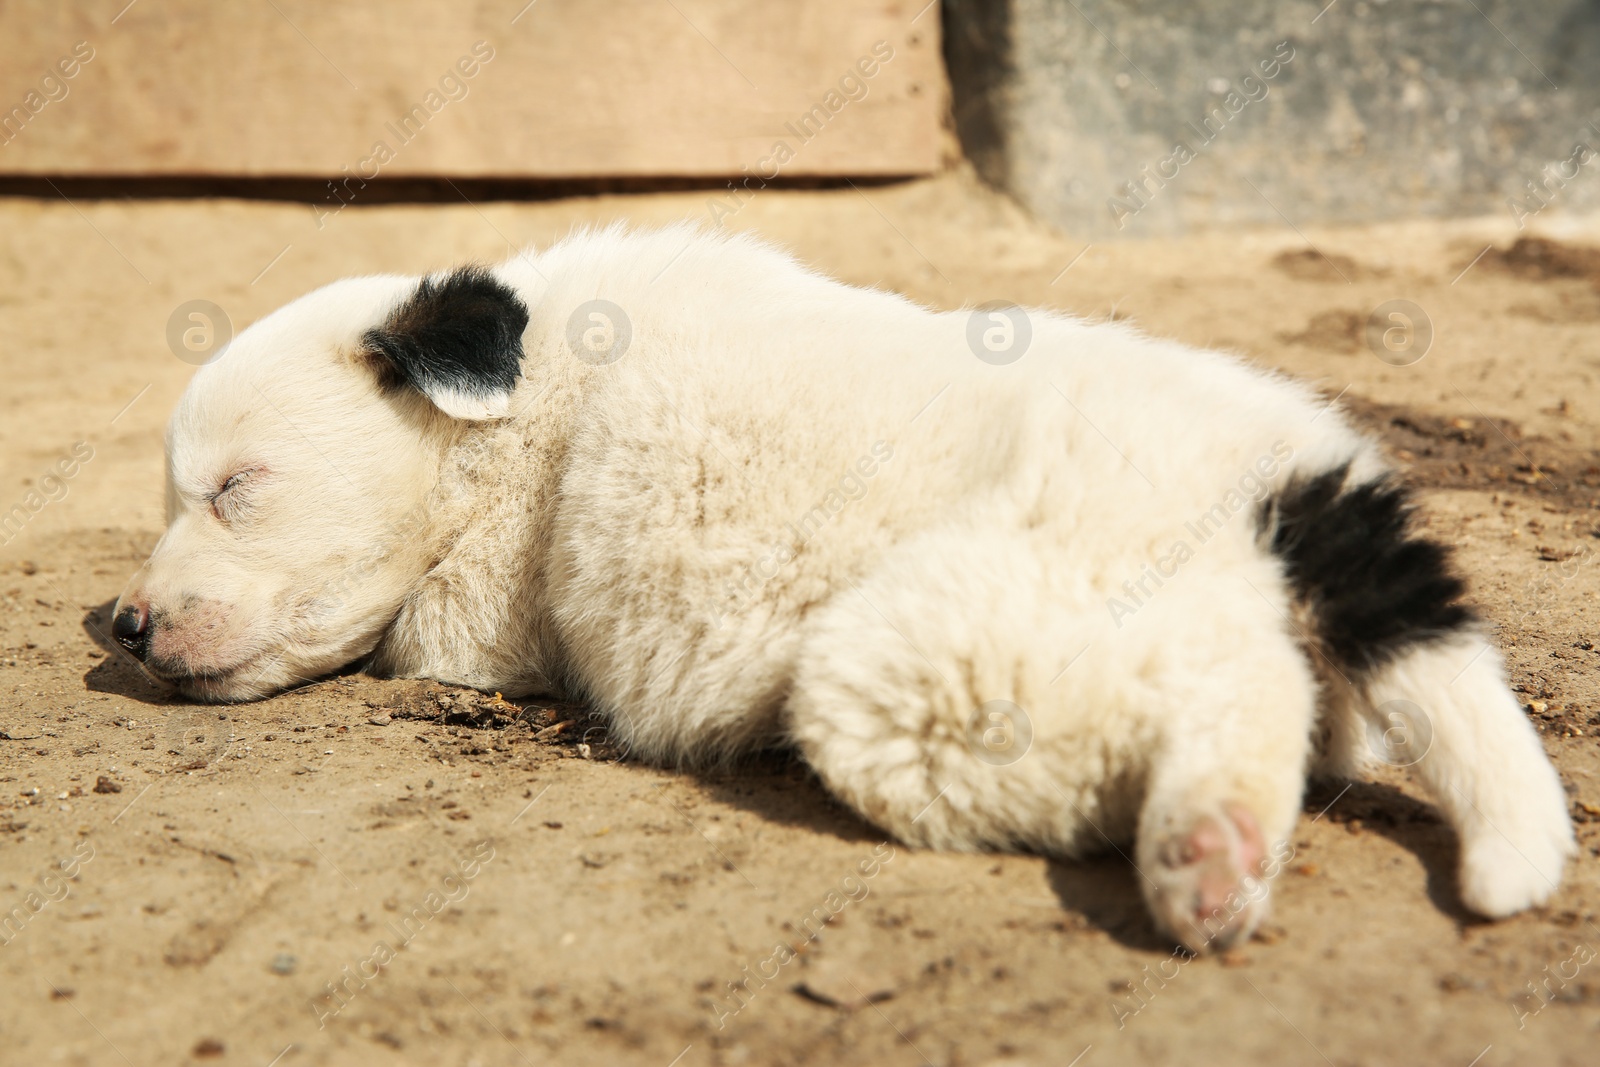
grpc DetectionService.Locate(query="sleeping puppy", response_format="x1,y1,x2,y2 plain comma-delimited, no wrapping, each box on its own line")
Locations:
114,224,1573,951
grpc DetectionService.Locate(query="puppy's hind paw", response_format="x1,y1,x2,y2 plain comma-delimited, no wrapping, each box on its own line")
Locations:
1143,804,1270,954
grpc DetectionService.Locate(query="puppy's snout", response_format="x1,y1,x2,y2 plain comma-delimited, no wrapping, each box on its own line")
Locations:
112,603,150,661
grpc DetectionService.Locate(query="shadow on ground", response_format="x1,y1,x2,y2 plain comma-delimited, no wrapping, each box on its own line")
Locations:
81,598,172,705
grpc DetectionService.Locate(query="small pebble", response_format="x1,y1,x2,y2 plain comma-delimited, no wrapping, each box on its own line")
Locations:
93,776,121,794
270,953,296,976
367,714,391,727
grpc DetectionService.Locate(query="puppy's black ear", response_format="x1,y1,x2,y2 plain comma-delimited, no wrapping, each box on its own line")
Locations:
362,266,529,420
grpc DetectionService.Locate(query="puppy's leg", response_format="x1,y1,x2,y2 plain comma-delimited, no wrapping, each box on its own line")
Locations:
787,525,1127,858
1133,618,1317,954
1307,672,1375,783
788,525,1319,952
1356,634,1573,917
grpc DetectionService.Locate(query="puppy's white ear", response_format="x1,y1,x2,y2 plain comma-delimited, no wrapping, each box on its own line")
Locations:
361,266,528,420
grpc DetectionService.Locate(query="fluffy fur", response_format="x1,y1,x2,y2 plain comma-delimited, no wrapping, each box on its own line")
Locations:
115,224,1574,950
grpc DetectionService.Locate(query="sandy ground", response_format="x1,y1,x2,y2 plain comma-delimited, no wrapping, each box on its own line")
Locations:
2,168,1600,1066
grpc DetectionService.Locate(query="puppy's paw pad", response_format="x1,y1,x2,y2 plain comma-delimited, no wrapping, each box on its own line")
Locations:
1146,804,1268,953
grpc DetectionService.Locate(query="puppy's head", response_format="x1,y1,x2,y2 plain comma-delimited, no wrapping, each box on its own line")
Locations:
114,265,528,701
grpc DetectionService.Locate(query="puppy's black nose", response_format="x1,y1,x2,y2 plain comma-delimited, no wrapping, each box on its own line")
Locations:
112,605,150,661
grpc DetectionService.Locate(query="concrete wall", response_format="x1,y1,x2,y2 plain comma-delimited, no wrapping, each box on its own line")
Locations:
946,0,1600,237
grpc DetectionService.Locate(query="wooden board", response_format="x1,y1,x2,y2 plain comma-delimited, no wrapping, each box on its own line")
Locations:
0,0,943,177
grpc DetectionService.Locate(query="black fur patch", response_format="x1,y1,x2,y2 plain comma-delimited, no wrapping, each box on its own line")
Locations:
1261,465,1475,673
362,266,528,404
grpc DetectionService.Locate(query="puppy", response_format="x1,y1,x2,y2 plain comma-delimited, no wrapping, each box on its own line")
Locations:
115,224,1573,950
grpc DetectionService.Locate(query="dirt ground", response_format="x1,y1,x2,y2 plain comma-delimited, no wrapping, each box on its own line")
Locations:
2,168,1600,1066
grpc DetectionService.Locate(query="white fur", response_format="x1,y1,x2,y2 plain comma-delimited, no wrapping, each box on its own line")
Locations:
1359,635,1572,916
116,224,1573,945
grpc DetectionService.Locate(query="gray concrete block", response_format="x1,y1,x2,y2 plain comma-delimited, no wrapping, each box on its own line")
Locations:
945,0,1600,237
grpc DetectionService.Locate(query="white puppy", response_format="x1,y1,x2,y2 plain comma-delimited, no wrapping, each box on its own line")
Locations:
115,224,1573,950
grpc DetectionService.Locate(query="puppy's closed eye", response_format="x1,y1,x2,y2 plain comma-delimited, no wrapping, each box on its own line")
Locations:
211,468,263,523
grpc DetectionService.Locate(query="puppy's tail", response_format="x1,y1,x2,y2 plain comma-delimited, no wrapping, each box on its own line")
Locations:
1260,464,1574,917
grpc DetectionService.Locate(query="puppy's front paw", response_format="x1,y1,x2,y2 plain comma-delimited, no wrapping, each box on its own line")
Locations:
1459,821,1574,918
1143,804,1269,953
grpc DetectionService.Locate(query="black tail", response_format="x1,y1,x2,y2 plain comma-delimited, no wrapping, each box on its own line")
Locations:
1259,465,1475,676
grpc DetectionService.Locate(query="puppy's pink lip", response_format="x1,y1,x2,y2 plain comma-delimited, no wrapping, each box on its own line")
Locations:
147,648,276,696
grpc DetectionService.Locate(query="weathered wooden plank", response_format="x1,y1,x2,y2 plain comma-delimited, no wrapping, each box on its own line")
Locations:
0,0,943,177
